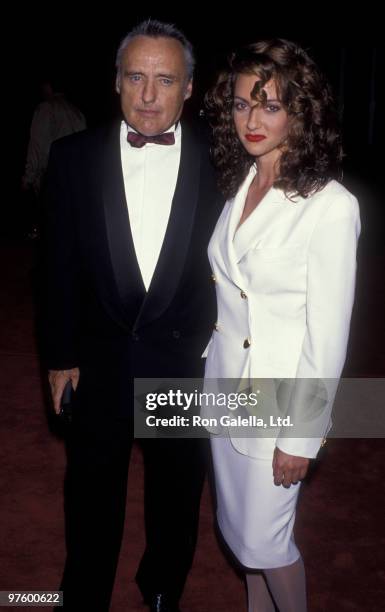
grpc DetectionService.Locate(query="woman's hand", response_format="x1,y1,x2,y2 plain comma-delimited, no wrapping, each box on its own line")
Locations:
272,447,309,488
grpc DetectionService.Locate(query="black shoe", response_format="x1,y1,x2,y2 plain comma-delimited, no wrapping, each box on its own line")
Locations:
148,593,181,612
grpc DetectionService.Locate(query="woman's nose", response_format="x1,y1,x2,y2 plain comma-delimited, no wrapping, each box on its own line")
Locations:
247,106,263,130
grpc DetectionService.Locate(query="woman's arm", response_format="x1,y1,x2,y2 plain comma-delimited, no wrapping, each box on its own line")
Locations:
276,187,361,460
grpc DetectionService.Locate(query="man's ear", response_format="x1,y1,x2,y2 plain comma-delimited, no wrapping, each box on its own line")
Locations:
184,78,193,101
115,74,121,94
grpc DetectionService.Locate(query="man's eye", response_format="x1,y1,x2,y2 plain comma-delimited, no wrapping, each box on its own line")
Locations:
160,78,173,86
128,75,141,82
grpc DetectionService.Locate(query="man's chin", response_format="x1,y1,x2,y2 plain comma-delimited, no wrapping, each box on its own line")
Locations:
128,117,158,137
129,117,177,137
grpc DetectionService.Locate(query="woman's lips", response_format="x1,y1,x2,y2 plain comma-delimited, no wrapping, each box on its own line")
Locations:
245,134,266,142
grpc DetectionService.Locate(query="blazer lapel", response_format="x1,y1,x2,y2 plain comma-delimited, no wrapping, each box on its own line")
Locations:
102,120,146,322
232,186,289,263
220,165,256,289
134,121,201,330
218,165,295,287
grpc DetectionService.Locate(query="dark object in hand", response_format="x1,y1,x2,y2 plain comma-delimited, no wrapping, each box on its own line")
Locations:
59,381,73,424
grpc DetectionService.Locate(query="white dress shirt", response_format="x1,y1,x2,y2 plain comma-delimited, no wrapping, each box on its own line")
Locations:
120,121,182,290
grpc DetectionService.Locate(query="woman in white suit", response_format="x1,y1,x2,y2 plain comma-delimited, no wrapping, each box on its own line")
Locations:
204,40,360,611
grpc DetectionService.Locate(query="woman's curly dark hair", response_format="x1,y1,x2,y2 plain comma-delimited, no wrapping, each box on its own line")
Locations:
205,39,343,199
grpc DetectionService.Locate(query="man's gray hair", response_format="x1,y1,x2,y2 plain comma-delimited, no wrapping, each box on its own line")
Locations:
116,19,195,81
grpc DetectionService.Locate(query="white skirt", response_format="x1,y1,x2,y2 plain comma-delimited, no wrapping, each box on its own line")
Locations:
211,435,301,569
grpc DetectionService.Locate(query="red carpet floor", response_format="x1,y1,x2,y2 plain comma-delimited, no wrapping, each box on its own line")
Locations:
0,242,384,611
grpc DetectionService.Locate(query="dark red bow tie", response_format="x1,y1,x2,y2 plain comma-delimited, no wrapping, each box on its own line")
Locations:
127,131,175,148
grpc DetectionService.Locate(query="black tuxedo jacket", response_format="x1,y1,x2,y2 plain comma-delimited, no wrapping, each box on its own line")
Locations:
40,119,224,416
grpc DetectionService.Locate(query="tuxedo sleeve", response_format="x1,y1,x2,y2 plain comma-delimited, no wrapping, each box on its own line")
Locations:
38,141,80,370
276,189,361,458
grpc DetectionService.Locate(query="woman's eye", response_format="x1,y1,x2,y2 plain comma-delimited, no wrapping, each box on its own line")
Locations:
234,102,247,111
266,104,281,112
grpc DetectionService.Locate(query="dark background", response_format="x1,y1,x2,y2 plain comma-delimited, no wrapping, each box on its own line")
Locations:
8,9,384,214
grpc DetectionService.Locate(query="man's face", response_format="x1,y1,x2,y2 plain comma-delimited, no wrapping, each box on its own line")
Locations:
116,35,192,136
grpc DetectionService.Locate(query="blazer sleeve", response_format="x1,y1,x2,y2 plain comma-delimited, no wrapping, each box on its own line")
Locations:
276,188,361,458
38,141,81,370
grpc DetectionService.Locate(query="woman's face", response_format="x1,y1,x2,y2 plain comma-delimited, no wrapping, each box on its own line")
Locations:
233,73,289,166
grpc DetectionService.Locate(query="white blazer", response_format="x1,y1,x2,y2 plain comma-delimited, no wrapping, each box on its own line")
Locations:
204,164,361,459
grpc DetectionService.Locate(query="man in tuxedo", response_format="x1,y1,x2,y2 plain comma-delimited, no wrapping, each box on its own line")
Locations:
41,19,223,612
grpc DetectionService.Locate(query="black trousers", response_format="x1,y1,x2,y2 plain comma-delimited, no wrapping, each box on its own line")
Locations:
58,408,207,611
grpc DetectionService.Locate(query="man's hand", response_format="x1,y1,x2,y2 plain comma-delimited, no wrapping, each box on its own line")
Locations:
272,447,310,488
48,368,80,414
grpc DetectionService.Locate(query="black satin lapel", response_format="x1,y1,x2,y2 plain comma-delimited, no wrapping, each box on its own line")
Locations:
134,123,201,330
102,121,146,319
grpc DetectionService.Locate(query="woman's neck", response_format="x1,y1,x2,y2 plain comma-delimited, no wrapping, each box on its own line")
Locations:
254,154,280,189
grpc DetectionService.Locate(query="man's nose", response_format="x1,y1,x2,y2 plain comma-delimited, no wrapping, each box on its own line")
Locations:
142,80,157,104
247,106,263,130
